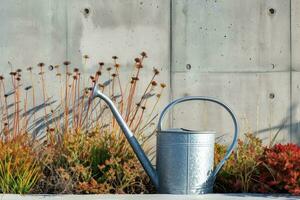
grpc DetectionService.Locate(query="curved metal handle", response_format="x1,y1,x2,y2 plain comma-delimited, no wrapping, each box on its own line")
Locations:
157,96,238,179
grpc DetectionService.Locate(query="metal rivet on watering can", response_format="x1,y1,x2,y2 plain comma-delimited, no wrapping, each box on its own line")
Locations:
269,93,275,99
269,8,275,15
186,64,191,70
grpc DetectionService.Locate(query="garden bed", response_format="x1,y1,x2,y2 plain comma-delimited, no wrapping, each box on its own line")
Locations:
0,194,298,200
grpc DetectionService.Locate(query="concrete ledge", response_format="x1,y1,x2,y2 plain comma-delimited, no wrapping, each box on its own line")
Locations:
0,194,298,200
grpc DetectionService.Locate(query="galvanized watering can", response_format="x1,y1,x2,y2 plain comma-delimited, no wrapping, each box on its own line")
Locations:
92,86,238,194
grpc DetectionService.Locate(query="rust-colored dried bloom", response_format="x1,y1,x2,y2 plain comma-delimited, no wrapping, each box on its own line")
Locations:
83,55,89,59
112,73,117,78
63,61,71,66
25,86,32,91
141,51,147,58
151,80,157,86
114,63,120,68
153,68,159,75
9,72,17,76
38,62,45,67
74,68,79,73
99,62,104,66
49,128,55,132
132,77,139,81
27,67,33,71
73,75,77,80
96,71,101,76
134,58,141,63
160,83,166,88
112,56,118,60
107,67,112,71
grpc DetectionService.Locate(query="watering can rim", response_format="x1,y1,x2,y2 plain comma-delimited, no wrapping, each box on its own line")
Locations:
158,128,216,134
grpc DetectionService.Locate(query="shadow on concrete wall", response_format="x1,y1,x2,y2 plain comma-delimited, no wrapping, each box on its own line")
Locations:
254,103,300,144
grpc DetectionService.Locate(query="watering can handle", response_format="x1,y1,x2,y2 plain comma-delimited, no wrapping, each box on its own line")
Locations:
157,96,238,180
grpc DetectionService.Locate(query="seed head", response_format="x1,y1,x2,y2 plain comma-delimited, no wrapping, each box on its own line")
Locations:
16,77,21,81
114,63,120,68
9,72,17,76
25,86,32,91
156,94,161,98
112,73,117,78
153,68,160,75
141,106,146,110
96,71,101,76
73,75,77,80
132,77,139,81
56,73,61,76
90,75,95,81
107,67,112,71
38,72,44,75
112,56,118,60
134,58,141,63
54,65,60,68
49,128,55,132
141,51,147,58
83,55,89,59
0,75,4,80
38,62,45,67
160,83,166,88
74,68,79,73
99,62,104,66
16,69,22,73
151,81,157,86
27,67,33,71
63,61,71,66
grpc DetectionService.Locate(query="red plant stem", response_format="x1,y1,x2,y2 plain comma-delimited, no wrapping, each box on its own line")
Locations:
125,68,141,122
64,65,69,133
29,71,36,120
0,80,8,127
129,74,156,127
39,67,48,129
23,91,28,132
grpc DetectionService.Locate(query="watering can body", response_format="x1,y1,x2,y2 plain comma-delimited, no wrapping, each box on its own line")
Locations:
92,87,238,194
157,129,215,194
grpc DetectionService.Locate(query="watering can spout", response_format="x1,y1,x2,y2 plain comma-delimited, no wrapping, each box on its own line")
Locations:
92,86,159,188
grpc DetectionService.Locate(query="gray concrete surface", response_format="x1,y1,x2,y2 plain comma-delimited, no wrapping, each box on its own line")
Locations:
0,194,299,200
0,0,300,144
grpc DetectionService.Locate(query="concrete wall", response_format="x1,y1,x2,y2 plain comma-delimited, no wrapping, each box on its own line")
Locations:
0,0,299,144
